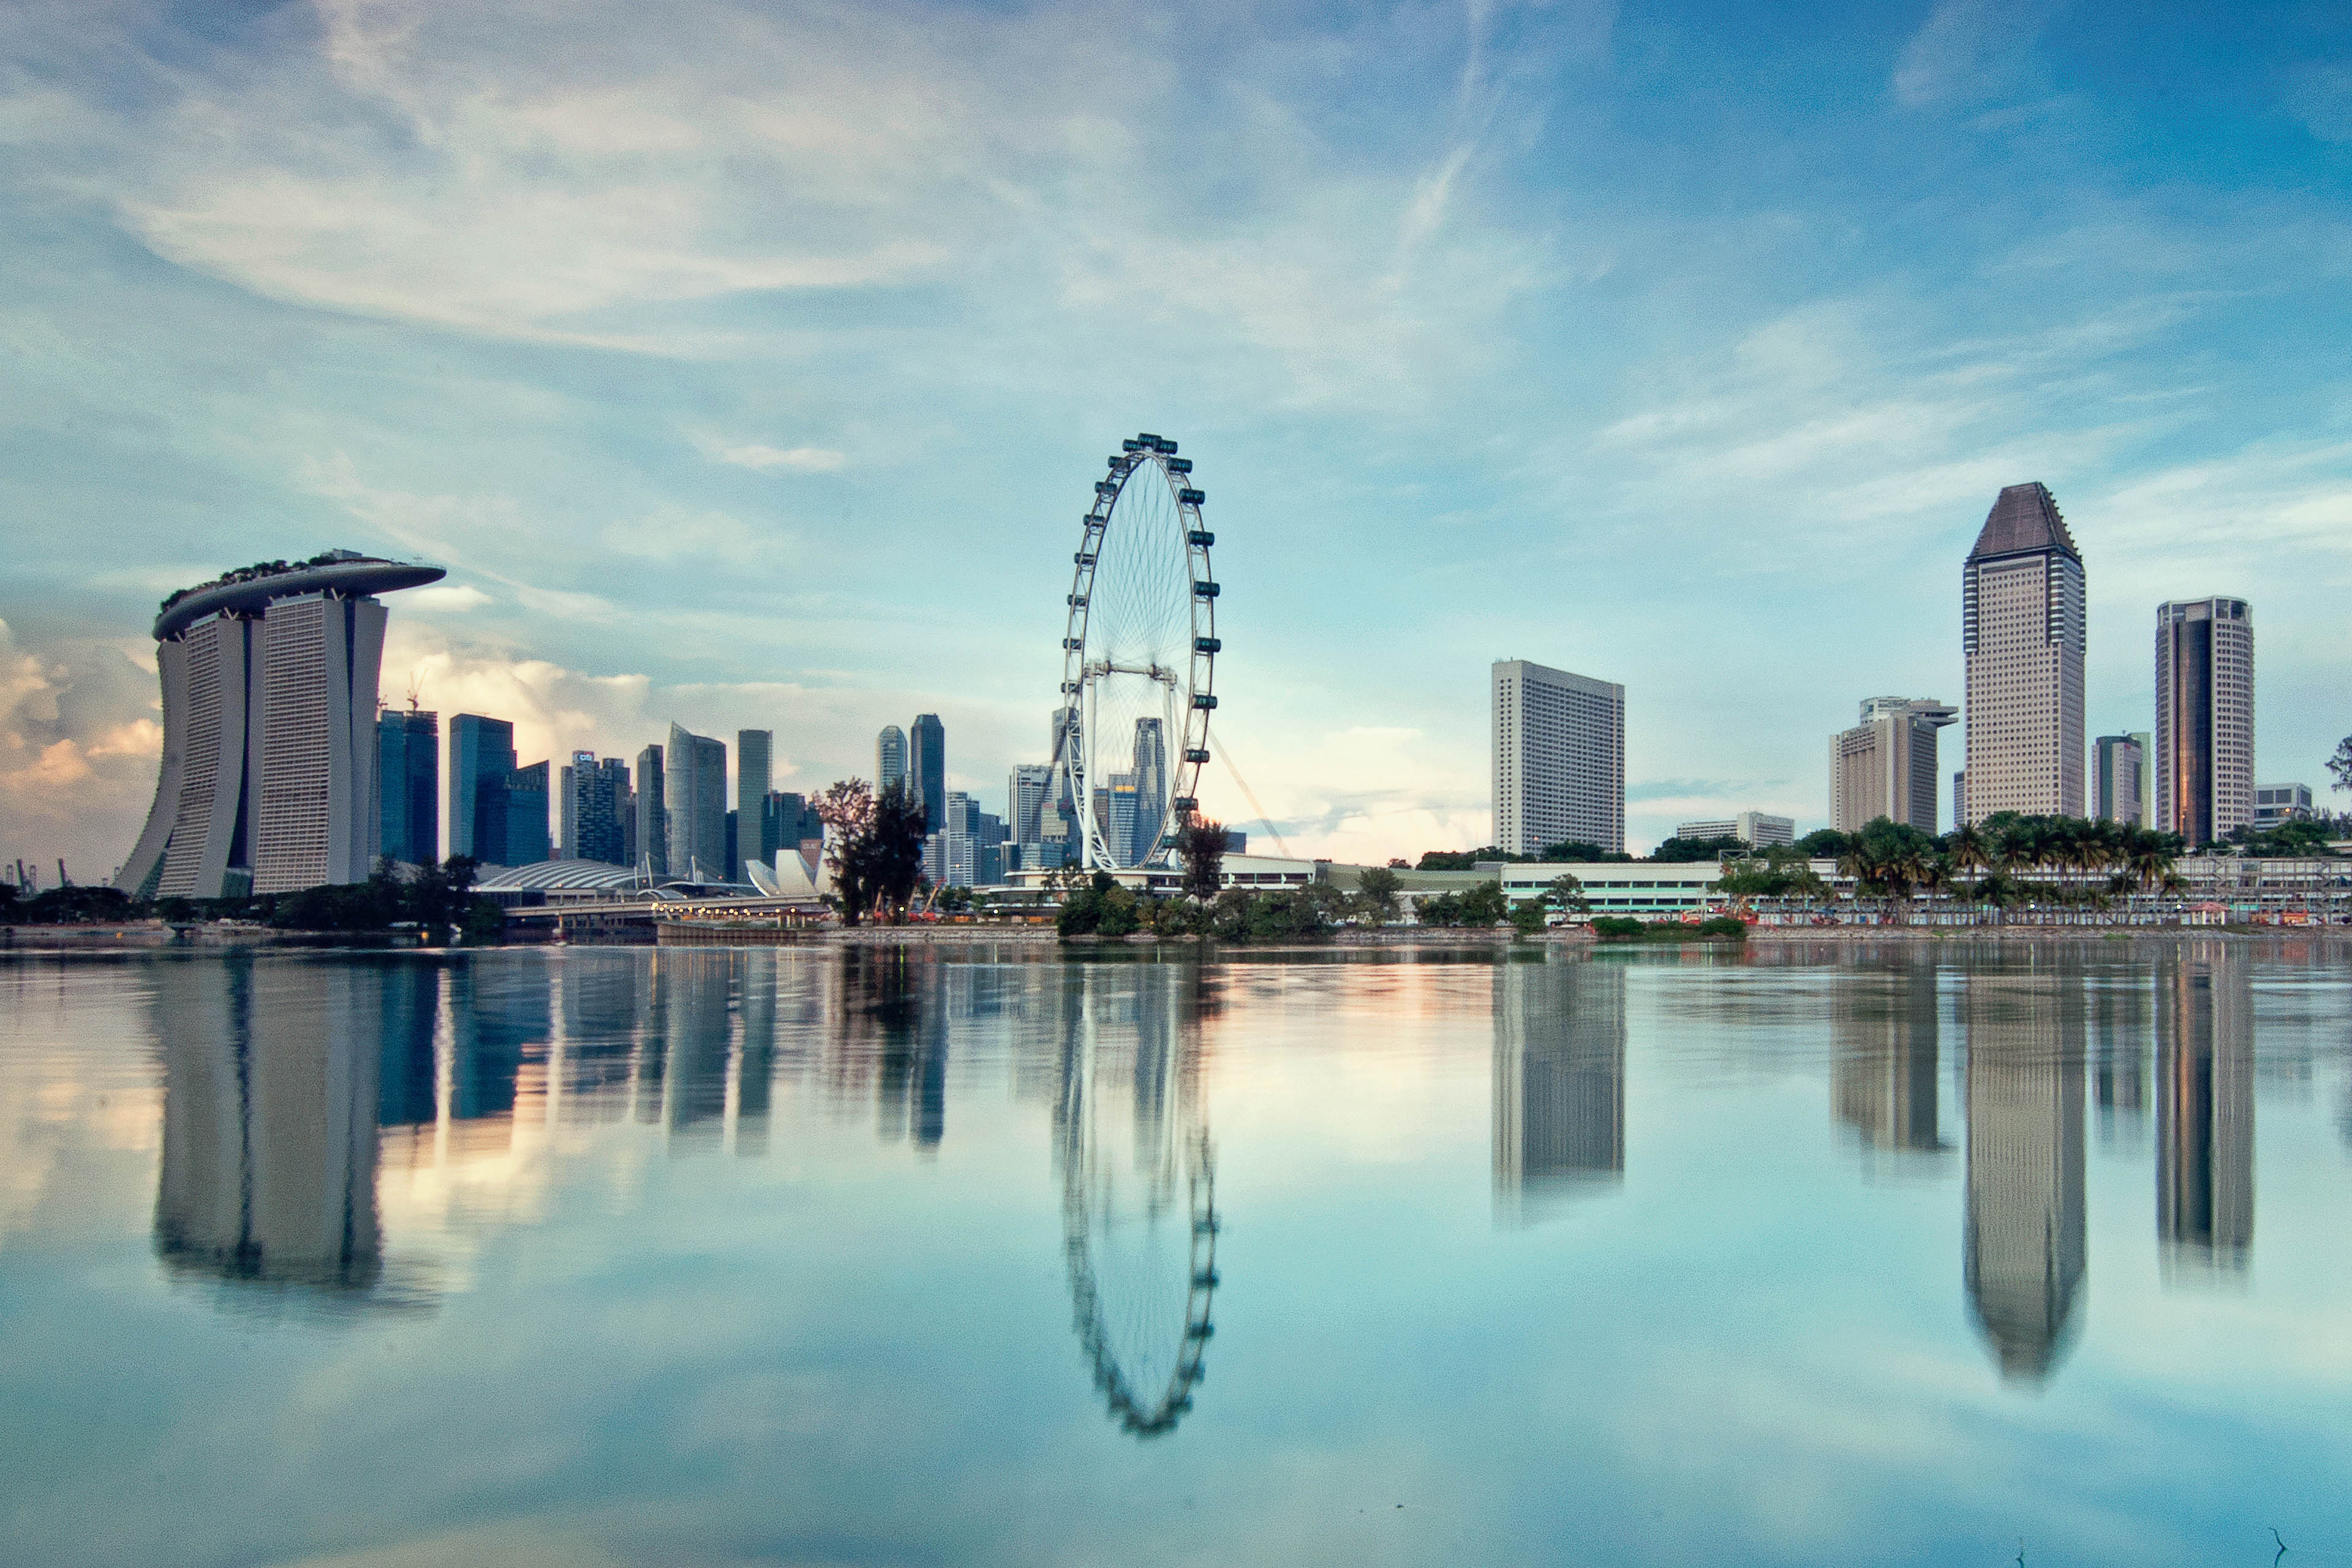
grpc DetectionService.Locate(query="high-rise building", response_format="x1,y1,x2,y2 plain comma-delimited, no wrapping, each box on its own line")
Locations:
375,707,439,867
1132,718,1169,862
118,552,443,899
1673,812,1796,848
1962,482,2086,824
1492,659,1625,856
910,713,946,832
665,723,728,881
2254,783,2312,828
2093,734,2145,826
2154,597,2254,850
1831,698,1957,834
504,761,550,865
2131,731,2154,824
560,752,629,865
635,744,668,878
449,715,518,865
876,725,907,797
1009,763,1053,846
736,729,771,880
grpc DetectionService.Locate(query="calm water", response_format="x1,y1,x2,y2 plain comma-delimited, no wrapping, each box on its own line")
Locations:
3,941,2350,1567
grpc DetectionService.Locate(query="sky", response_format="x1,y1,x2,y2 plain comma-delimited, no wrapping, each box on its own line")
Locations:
2,0,2350,878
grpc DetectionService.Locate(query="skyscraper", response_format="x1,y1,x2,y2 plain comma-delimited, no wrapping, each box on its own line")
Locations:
560,752,629,865
635,743,668,878
375,707,439,867
910,713,946,832
1009,763,1052,846
877,725,907,797
1962,482,2086,824
503,761,551,865
2093,734,2145,826
665,723,728,881
1492,659,1624,855
1131,718,1169,862
2154,597,2254,850
1830,697,1957,833
449,715,518,864
736,729,771,880
118,551,443,899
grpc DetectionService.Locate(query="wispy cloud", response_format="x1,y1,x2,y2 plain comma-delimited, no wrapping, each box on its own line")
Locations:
712,443,843,473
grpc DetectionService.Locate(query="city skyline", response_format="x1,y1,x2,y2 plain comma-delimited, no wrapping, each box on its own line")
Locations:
6,2,2350,880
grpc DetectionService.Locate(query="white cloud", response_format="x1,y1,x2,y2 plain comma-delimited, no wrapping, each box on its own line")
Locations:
712,443,843,473
401,582,493,614
1891,0,2057,110
0,619,163,885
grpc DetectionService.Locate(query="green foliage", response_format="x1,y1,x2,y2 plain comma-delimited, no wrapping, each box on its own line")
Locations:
1795,829,1850,858
1545,873,1589,915
1212,888,1331,943
1460,882,1508,925
1589,916,1645,940
2227,817,2341,858
1649,835,1743,864
2331,736,2352,795
1057,870,1140,937
1418,842,1630,869
4,884,137,924
1175,815,1227,902
1716,845,1825,900
1355,865,1402,923
1695,915,1748,939
1509,899,1549,935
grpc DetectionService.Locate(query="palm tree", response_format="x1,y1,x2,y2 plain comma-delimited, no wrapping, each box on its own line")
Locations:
1948,822,1991,878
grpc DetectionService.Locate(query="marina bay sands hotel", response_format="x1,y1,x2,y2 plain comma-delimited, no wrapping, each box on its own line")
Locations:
116,551,445,900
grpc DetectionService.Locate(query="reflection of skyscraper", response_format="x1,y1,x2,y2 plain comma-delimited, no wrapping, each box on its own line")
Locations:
1962,967,2086,1384
1493,960,1627,1226
663,952,733,1150
153,959,386,1295
2089,971,2150,1150
1831,960,1947,1159
2157,951,2253,1277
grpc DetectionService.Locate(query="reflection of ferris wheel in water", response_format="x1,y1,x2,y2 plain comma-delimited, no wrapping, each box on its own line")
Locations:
1058,973,1218,1438
1054,432,1217,870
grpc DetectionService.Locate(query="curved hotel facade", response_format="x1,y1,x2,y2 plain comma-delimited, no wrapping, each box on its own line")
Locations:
116,552,445,899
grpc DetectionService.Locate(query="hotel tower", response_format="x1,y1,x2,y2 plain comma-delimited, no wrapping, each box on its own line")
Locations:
1961,483,2085,824
2154,597,2254,850
116,551,444,899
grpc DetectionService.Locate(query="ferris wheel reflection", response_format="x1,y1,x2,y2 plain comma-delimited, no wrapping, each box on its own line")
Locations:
1053,963,1219,1439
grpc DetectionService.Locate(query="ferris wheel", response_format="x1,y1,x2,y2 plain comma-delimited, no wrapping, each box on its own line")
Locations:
1054,432,1217,869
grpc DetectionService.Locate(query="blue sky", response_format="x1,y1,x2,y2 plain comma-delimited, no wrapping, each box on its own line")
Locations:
2,0,2349,874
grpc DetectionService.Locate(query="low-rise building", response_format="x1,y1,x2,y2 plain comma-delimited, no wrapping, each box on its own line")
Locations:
2254,783,2313,828
1673,812,1795,848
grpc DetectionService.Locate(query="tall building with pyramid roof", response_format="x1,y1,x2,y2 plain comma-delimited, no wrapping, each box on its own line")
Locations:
1961,483,2085,824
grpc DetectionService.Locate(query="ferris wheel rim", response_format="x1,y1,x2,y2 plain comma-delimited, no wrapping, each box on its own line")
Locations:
1054,433,1216,872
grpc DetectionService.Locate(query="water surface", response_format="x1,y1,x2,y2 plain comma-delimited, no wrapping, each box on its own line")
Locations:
3,941,2349,1566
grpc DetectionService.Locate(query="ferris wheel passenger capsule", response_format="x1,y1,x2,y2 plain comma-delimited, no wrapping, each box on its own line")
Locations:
1178,488,1205,505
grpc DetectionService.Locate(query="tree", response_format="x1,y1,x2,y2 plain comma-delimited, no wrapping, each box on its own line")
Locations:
1356,865,1402,924
1796,828,1850,859
2331,735,2352,795
1546,873,1589,917
1459,882,1509,927
1649,835,1743,864
815,780,878,924
1175,815,1227,902
864,783,929,923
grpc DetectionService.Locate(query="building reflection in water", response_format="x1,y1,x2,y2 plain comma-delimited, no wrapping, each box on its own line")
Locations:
154,956,391,1302
1054,963,1218,1438
2157,946,2253,1280
1961,961,2087,1385
2089,969,2151,1152
1830,958,1949,1167
1493,959,1626,1227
